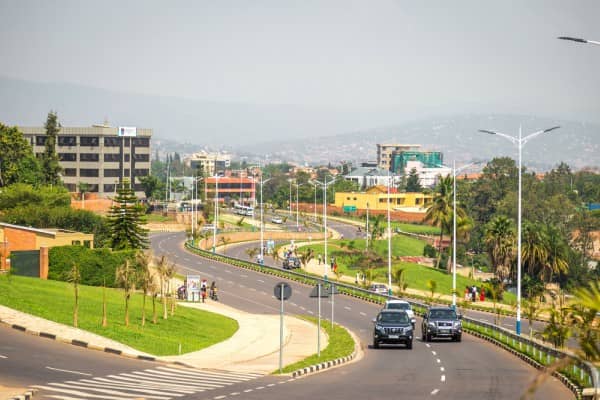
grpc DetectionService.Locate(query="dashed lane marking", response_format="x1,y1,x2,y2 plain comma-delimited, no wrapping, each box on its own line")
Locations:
359,312,366,316
436,359,441,364
440,367,445,372
431,389,439,395
441,375,446,382
0,355,7,359
425,344,431,348
258,279,265,283
344,306,352,311
431,351,437,355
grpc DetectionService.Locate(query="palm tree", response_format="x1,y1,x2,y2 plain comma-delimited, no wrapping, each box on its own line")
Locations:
299,248,314,268
570,282,600,361
424,175,453,268
115,259,137,327
135,250,153,327
393,267,408,295
219,236,231,255
484,216,516,282
521,222,549,281
541,225,569,283
245,247,259,261
522,297,544,338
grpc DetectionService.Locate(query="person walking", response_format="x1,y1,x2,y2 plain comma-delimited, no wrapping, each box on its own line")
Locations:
318,254,322,265
200,279,208,303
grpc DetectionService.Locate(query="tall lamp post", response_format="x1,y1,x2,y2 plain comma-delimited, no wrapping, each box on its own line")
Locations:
450,160,481,308
312,176,336,279
212,175,219,253
479,125,560,335
295,182,305,230
386,170,393,296
259,174,272,262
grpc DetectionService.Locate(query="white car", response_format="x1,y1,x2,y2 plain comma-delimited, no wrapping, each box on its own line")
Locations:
271,217,283,224
368,283,388,295
383,299,416,327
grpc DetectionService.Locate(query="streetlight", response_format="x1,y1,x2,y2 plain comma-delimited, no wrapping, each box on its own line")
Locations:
259,174,272,263
450,160,482,308
289,179,293,217
479,125,560,335
312,176,336,279
294,182,305,230
386,170,393,296
557,36,600,46
213,175,219,253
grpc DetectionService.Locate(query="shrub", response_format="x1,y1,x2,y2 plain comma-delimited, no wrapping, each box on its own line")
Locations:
423,244,437,258
49,246,136,287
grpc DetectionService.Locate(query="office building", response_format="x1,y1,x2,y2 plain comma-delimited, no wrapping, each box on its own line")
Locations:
376,144,421,170
187,151,231,176
21,124,151,198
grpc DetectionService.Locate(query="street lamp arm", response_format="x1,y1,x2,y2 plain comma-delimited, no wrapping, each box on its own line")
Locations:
521,126,560,145
478,129,518,145
558,36,600,45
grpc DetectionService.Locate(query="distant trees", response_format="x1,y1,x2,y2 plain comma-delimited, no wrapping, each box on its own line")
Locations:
0,123,43,187
405,167,422,192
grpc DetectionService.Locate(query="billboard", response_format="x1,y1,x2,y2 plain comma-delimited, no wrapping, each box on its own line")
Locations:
118,126,137,137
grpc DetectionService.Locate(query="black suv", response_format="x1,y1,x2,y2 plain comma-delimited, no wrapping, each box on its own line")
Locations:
282,256,301,269
421,307,462,342
372,309,413,349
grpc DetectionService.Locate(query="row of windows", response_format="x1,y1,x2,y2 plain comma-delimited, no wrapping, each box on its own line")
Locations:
43,153,149,162
65,183,144,193
61,169,149,178
35,136,150,147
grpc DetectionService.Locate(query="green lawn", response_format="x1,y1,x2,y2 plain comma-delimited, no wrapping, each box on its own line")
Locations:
302,236,426,262
0,275,238,356
145,213,177,223
391,222,440,235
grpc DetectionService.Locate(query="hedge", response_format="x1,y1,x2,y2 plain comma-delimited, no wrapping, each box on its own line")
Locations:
48,246,136,287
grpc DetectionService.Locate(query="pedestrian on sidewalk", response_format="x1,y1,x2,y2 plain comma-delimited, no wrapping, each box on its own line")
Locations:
318,254,322,265
200,279,208,303
355,272,360,284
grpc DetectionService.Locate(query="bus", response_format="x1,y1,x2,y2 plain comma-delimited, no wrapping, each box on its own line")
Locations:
234,203,254,217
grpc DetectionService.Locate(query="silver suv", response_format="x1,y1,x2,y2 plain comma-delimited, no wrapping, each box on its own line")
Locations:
383,300,416,328
421,307,462,342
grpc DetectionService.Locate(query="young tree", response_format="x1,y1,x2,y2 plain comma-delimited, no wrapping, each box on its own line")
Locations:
135,250,153,327
68,262,81,328
155,255,175,320
106,180,149,250
40,111,62,186
393,267,408,295
101,277,108,327
424,175,453,268
115,259,137,327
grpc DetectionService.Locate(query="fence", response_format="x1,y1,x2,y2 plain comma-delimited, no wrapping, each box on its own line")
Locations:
185,240,599,398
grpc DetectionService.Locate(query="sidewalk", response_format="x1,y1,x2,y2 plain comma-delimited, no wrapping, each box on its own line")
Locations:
0,300,328,397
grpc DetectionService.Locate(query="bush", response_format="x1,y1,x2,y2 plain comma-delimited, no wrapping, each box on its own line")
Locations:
423,244,437,258
49,246,136,287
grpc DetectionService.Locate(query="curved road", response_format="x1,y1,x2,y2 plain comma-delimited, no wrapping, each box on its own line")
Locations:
154,232,573,400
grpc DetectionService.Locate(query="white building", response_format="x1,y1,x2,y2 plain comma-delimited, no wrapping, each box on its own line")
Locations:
186,151,231,176
405,160,451,188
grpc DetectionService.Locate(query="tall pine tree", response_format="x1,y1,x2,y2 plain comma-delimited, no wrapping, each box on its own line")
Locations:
406,167,422,192
106,180,149,250
41,111,62,186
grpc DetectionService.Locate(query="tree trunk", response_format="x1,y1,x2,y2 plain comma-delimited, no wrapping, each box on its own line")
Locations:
125,295,130,327
141,292,146,327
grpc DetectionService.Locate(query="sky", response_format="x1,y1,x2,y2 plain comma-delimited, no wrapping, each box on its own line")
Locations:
1,0,600,125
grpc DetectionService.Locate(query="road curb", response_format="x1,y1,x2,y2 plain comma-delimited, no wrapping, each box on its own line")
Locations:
8,389,36,400
0,317,198,370
466,329,582,398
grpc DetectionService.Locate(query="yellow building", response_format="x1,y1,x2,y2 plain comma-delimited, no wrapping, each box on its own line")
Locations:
334,186,433,211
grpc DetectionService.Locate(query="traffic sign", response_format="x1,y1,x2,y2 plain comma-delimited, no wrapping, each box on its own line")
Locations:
274,282,292,300
343,205,357,212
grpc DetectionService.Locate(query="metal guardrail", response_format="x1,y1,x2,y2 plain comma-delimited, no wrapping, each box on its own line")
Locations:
184,241,599,396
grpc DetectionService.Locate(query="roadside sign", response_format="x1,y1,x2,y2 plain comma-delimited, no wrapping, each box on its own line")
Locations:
274,282,292,300
343,205,357,212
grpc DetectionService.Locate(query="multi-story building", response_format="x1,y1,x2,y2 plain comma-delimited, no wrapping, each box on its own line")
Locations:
376,143,420,170
21,124,151,198
204,176,256,204
187,151,231,176
334,186,433,211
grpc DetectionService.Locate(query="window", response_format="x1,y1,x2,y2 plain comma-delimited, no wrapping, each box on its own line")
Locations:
124,154,130,162
124,138,130,146
104,184,116,192
353,197,357,200
36,136,47,146
80,136,99,146
80,153,99,162
132,137,150,147
104,169,121,177
133,153,149,162
59,153,77,161
83,240,91,248
346,197,351,200
72,240,81,246
133,169,149,177
58,136,77,146
133,183,144,191
64,183,76,192
104,154,121,162
80,169,99,177
63,168,77,177
104,137,121,146
123,169,130,177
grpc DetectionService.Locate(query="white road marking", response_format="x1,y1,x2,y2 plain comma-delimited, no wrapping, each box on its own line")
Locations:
308,311,314,314
290,302,298,306
300,306,306,311
214,396,227,399
267,384,276,387
440,367,445,372
230,392,240,396
441,375,446,382
436,358,441,363
431,389,439,395
256,386,265,390
431,351,437,355
45,367,92,376
359,312,367,316
258,279,265,283
344,306,352,311
225,270,233,274
425,344,431,348
243,389,253,393
240,274,248,278
0,355,7,359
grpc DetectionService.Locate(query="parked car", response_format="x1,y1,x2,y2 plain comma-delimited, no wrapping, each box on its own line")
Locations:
372,309,413,349
369,283,389,295
421,306,462,342
383,300,416,328
271,217,283,224
282,256,301,269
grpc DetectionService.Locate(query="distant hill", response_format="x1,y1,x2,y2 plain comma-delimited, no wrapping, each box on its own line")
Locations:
1,76,598,171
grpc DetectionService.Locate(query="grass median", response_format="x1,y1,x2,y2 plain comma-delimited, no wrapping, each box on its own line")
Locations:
0,275,238,356
278,316,355,374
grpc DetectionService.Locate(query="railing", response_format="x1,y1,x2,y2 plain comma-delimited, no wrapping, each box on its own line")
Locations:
184,241,599,397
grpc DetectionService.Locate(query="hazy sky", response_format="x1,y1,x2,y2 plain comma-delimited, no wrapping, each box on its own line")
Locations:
1,0,600,123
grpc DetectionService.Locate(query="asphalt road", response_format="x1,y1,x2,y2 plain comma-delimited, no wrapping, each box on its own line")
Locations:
153,232,574,400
